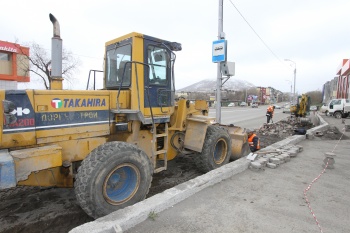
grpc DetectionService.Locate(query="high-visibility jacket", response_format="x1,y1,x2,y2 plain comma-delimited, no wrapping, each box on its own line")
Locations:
248,133,260,152
267,105,274,116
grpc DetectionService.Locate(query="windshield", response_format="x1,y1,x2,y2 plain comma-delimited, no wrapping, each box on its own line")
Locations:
105,44,132,88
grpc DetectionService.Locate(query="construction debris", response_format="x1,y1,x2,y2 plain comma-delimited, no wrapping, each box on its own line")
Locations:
255,116,312,148
248,144,302,170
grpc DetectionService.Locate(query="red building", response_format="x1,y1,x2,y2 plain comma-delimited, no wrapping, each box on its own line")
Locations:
335,59,350,99
0,40,30,89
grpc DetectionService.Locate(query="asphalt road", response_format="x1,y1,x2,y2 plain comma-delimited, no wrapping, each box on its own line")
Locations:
208,105,288,129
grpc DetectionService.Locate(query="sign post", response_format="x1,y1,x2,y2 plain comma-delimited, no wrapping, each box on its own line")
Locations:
215,0,224,124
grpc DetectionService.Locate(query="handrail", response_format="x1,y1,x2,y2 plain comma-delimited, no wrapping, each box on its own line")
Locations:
86,69,103,90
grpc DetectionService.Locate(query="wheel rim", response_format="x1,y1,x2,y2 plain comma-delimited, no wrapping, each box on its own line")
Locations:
103,163,140,205
335,113,341,119
213,138,228,164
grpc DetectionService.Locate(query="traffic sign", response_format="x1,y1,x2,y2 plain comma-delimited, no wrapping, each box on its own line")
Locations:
212,39,227,63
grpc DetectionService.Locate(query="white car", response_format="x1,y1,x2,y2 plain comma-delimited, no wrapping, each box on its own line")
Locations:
240,102,247,107
283,104,291,113
310,105,317,111
228,103,235,107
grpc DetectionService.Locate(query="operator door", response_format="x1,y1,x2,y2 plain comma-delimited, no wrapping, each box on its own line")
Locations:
143,38,172,109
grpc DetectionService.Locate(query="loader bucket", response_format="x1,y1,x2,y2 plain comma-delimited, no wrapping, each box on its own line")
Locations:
225,125,250,160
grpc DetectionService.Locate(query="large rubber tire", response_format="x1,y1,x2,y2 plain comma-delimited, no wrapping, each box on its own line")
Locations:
74,142,153,219
195,125,232,173
240,142,251,157
334,111,342,119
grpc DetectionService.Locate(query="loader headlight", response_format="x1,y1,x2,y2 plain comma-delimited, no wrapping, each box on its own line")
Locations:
169,42,182,51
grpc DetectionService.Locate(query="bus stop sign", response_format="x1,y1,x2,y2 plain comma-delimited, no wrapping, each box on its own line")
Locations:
212,39,227,63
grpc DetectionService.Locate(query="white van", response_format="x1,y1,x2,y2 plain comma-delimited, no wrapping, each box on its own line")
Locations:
328,99,350,118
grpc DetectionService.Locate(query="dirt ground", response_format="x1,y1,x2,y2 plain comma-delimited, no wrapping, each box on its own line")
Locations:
0,116,347,233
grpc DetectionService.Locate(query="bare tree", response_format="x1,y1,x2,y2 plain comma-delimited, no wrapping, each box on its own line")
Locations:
17,41,80,89
306,90,322,105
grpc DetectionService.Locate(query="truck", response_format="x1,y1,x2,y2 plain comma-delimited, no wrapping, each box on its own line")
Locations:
0,14,250,219
327,98,350,118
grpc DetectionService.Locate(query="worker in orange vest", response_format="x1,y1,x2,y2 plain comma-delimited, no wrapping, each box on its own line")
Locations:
266,105,275,123
247,129,260,152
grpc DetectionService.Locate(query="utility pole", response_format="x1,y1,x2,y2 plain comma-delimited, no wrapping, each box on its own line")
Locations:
216,0,224,123
293,66,296,103
285,80,292,103
284,59,296,103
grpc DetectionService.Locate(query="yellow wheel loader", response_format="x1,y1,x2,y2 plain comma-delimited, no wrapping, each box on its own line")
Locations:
0,14,249,219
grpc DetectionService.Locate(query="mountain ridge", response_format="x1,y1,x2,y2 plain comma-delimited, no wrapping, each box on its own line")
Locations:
177,78,255,92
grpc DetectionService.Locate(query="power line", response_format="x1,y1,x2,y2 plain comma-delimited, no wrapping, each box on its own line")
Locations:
228,0,284,64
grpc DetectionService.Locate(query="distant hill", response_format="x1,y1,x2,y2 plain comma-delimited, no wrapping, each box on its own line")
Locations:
177,78,255,92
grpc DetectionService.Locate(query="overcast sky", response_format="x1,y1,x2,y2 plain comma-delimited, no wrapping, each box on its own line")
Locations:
1,0,349,94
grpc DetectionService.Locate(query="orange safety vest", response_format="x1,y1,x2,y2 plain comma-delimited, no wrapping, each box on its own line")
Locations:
248,133,260,150
267,105,274,116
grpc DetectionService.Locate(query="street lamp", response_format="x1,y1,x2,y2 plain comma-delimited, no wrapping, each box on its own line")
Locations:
284,59,296,103
285,80,292,103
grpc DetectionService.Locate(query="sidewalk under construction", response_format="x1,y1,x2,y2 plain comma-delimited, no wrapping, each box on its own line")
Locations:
71,114,350,233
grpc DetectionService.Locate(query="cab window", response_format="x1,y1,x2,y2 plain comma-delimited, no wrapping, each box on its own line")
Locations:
106,44,132,88
334,100,341,105
147,46,168,85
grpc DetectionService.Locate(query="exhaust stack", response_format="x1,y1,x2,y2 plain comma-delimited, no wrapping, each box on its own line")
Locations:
49,13,63,90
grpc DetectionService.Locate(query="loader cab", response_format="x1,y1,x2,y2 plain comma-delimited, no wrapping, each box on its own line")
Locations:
105,32,181,114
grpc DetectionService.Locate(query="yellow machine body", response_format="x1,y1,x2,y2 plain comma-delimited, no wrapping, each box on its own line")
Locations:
290,94,311,117
0,32,249,191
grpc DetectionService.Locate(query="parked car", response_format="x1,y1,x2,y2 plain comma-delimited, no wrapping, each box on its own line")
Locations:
228,103,235,107
240,102,247,107
274,105,281,109
283,104,291,113
251,103,258,108
310,105,317,111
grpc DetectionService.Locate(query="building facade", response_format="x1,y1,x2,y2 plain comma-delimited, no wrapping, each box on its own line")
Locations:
335,59,350,99
0,40,30,89
323,59,350,104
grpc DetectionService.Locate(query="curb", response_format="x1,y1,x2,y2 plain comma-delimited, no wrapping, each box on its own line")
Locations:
70,113,328,233
70,158,250,233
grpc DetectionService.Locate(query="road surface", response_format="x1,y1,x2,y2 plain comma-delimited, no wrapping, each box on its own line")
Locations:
209,105,288,129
